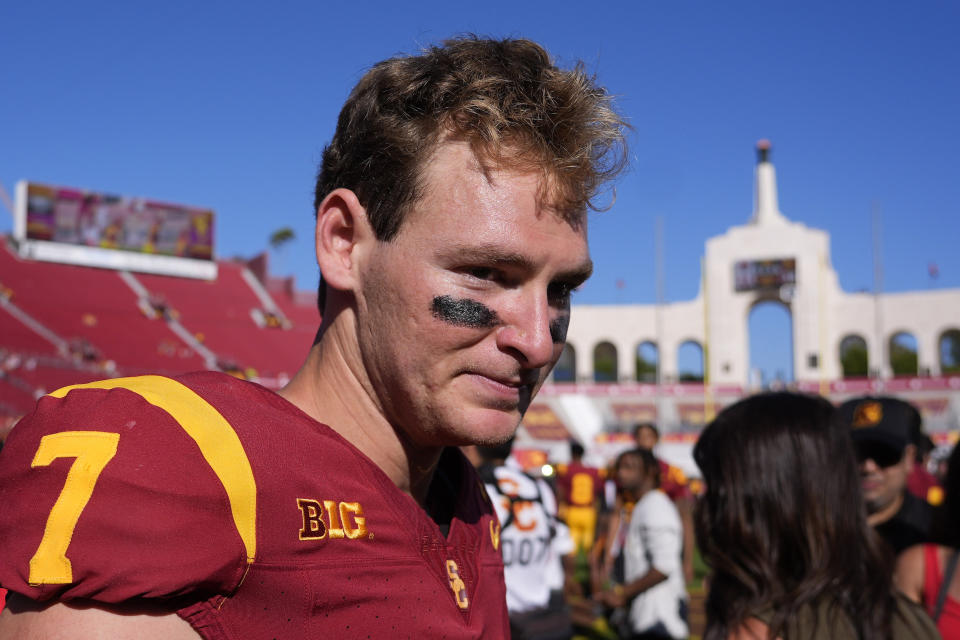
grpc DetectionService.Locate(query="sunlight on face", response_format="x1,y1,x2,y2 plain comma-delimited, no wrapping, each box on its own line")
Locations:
356,141,591,447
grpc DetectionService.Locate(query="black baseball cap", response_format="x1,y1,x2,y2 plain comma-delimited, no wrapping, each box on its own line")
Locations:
838,396,922,455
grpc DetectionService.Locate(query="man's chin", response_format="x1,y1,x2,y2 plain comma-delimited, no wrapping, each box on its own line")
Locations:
454,406,522,447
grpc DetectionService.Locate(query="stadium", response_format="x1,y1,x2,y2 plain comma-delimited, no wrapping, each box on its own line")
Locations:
0,182,319,433
2,145,959,479
516,143,960,475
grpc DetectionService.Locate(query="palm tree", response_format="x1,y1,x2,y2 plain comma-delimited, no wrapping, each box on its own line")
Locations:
269,227,295,251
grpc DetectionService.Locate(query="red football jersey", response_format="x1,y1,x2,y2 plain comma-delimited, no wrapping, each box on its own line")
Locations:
0,372,508,638
555,461,603,508
658,458,692,502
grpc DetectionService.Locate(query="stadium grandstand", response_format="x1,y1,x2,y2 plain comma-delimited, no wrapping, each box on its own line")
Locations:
2,162,959,481
0,233,318,433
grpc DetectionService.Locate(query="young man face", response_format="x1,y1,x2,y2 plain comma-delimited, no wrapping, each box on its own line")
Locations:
858,442,914,518
615,453,647,493
355,141,592,448
634,424,658,450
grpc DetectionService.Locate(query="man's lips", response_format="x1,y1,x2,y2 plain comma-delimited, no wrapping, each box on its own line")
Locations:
472,370,538,386
475,374,523,390
464,371,538,399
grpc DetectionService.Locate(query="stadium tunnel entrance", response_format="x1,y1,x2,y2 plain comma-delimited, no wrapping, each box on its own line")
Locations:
748,297,794,389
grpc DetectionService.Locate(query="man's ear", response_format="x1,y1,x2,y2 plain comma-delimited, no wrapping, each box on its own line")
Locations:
315,188,372,294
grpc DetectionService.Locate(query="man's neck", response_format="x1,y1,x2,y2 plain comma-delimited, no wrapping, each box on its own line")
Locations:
635,477,657,501
867,491,905,527
279,317,443,507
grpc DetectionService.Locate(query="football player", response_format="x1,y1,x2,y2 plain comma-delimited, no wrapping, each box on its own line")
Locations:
0,36,627,638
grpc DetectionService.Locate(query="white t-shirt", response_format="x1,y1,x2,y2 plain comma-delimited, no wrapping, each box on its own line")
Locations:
484,459,575,613
623,488,688,639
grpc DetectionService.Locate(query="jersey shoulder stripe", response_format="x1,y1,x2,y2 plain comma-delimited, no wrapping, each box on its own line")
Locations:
50,375,257,563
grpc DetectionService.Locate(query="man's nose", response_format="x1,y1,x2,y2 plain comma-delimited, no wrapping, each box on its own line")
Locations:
495,294,555,369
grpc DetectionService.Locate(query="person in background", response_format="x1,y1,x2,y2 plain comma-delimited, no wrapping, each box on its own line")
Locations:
633,422,695,583
839,396,933,555
695,392,938,640
555,440,604,554
896,442,960,638
593,453,636,630
478,438,577,640
597,448,688,640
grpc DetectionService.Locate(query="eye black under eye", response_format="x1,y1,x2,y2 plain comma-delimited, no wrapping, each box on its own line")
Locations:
548,282,576,303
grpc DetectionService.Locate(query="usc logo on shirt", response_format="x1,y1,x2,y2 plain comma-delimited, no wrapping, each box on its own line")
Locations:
495,477,540,532
446,560,469,610
297,498,369,540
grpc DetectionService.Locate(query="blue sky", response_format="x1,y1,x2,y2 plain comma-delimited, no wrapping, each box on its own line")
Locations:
2,1,958,382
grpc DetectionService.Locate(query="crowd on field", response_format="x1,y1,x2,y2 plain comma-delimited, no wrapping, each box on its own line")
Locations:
476,393,960,640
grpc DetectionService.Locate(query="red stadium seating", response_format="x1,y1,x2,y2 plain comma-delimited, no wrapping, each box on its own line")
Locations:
0,238,205,374
0,304,59,357
135,262,312,381
6,238,952,442
0,237,320,420
10,362,107,396
0,377,36,416
247,253,320,355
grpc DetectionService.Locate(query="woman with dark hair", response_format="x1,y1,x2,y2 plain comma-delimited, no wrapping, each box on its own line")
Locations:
694,392,938,639
895,443,960,638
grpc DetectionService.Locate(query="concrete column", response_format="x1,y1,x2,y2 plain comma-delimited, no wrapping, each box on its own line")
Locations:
660,339,679,383
918,330,939,376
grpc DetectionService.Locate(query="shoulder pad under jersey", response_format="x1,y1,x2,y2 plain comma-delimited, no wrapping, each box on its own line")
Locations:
0,375,254,603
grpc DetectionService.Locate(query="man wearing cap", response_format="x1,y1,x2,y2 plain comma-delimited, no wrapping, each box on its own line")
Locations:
840,396,933,555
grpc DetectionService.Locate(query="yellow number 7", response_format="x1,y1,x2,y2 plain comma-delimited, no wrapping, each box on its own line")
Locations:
28,431,120,585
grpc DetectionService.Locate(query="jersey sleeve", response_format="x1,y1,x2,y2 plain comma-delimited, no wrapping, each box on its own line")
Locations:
0,378,250,603
659,461,692,501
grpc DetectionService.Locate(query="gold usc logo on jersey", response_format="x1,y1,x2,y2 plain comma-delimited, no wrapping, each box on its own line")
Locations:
297,498,370,540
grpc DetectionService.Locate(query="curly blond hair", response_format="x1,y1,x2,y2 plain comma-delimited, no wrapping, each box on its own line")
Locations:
315,35,628,235
313,35,628,311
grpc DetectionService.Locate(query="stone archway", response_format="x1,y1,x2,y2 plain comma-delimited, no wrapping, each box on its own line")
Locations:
941,329,960,375
677,340,704,382
635,340,658,382
889,331,918,376
747,299,793,388
839,334,869,378
553,343,576,382
593,341,618,383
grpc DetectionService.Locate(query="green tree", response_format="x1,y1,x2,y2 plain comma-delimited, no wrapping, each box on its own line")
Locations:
889,335,918,376
636,355,656,382
840,338,868,378
594,343,618,383
635,343,658,382
941,330,960,374
269,227,295,251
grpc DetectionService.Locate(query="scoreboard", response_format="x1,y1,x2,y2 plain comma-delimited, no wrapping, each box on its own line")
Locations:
14,181,217,279
734,258,796,292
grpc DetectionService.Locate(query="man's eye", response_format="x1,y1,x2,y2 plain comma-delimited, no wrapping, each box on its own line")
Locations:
466,267,497,281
